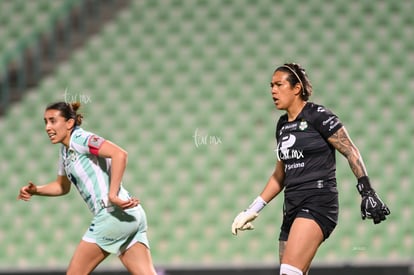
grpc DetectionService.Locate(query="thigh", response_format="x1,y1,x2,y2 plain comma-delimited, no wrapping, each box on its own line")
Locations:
67,240,109,275
281,217,324,273
119,242,157,275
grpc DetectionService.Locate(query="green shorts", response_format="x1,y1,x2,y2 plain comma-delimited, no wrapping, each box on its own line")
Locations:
83,204,150,255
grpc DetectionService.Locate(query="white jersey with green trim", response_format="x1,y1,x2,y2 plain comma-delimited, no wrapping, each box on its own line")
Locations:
57,127,130,215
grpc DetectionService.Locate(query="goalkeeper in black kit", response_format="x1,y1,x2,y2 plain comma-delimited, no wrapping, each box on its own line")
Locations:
231,63,390,275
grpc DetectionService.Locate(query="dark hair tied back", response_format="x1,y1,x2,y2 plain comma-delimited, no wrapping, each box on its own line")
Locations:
46,101,83,126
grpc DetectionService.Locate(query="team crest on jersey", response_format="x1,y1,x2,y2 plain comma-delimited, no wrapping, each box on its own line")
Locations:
299,121,308,131
66,148,78,163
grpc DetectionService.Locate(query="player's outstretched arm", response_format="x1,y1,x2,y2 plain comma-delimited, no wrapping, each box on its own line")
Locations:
17,175,71,201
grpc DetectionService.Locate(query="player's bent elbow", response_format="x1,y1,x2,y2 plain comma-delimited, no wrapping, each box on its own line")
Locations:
61,185,71,195
117,149,128,164
58,176,72,195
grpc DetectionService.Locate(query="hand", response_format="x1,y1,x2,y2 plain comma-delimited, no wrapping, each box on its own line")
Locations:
109,195,140,210
231,210,259,235
17,182,37,201
356,176,390,224
360,191,390,224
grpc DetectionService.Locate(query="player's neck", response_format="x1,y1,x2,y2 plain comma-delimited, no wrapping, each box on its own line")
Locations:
61,128,75,148
286,101,307,121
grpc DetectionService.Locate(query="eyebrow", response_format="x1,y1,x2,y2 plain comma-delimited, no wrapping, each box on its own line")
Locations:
44,116,57,121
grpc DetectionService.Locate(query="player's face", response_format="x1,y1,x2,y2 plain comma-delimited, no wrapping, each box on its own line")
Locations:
270,71,299,110
44,109,74,146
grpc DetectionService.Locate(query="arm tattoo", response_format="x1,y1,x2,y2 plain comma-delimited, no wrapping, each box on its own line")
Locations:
328,127,368,178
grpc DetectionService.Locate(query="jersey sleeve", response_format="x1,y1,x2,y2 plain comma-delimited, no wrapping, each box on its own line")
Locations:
312,105,343,139
87,135,106,155
71,129,106,156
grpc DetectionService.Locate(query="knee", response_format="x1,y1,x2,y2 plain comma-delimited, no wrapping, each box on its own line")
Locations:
280,263,303,275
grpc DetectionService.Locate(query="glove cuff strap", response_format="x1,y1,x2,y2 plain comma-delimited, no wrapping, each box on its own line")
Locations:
248,196,267,213
356,176,374,195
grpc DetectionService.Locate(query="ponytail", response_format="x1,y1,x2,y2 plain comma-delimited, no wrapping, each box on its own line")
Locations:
70,102,83,126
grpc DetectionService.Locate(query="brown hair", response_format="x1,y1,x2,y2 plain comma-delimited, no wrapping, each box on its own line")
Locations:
45,101,83,126
275,63,313,101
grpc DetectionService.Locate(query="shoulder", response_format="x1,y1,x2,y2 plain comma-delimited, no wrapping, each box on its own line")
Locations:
276,113,288,127
302,102,340,122
276,113,288,137
70,127,98,147
71,127,88,140
304,102,331,114
304,102,343,137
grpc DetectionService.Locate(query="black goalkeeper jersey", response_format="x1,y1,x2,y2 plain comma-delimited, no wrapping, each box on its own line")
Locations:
276,102,343,191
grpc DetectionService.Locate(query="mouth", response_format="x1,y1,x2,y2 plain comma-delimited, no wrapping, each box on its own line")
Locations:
47,132,57,140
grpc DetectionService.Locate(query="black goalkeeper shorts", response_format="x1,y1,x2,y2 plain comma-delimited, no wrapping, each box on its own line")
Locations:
279,180,339,242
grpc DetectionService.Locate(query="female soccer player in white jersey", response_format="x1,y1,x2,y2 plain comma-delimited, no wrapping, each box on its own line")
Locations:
18,101,157,275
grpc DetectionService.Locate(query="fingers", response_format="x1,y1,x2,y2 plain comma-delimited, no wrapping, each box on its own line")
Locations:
17,182,36,201
232,221,255,235
383,206,391,215
360,195,390,224
374,206,390,224
231,224,238,235
231,215,244,235
373,211,386,224
232,211,258,235
232,221,250,235
112,196,140,209
17,193,28,201
17,189,32,201
120,199,138,209
362,207,390,224
133,197,141,205
127,197,140,208
240,222,254,231
360,205,367,220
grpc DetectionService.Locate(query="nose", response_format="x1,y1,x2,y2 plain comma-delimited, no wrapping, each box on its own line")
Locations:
271,85,278,95
45,121,51,131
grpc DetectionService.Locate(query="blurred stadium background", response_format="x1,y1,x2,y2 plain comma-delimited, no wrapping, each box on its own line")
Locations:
0,0,413,274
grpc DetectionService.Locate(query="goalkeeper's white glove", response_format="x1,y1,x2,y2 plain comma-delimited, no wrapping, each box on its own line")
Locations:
231,196,267,235
231,210,258,235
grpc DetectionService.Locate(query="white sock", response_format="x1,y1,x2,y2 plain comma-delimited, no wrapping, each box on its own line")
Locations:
280,263,303,275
